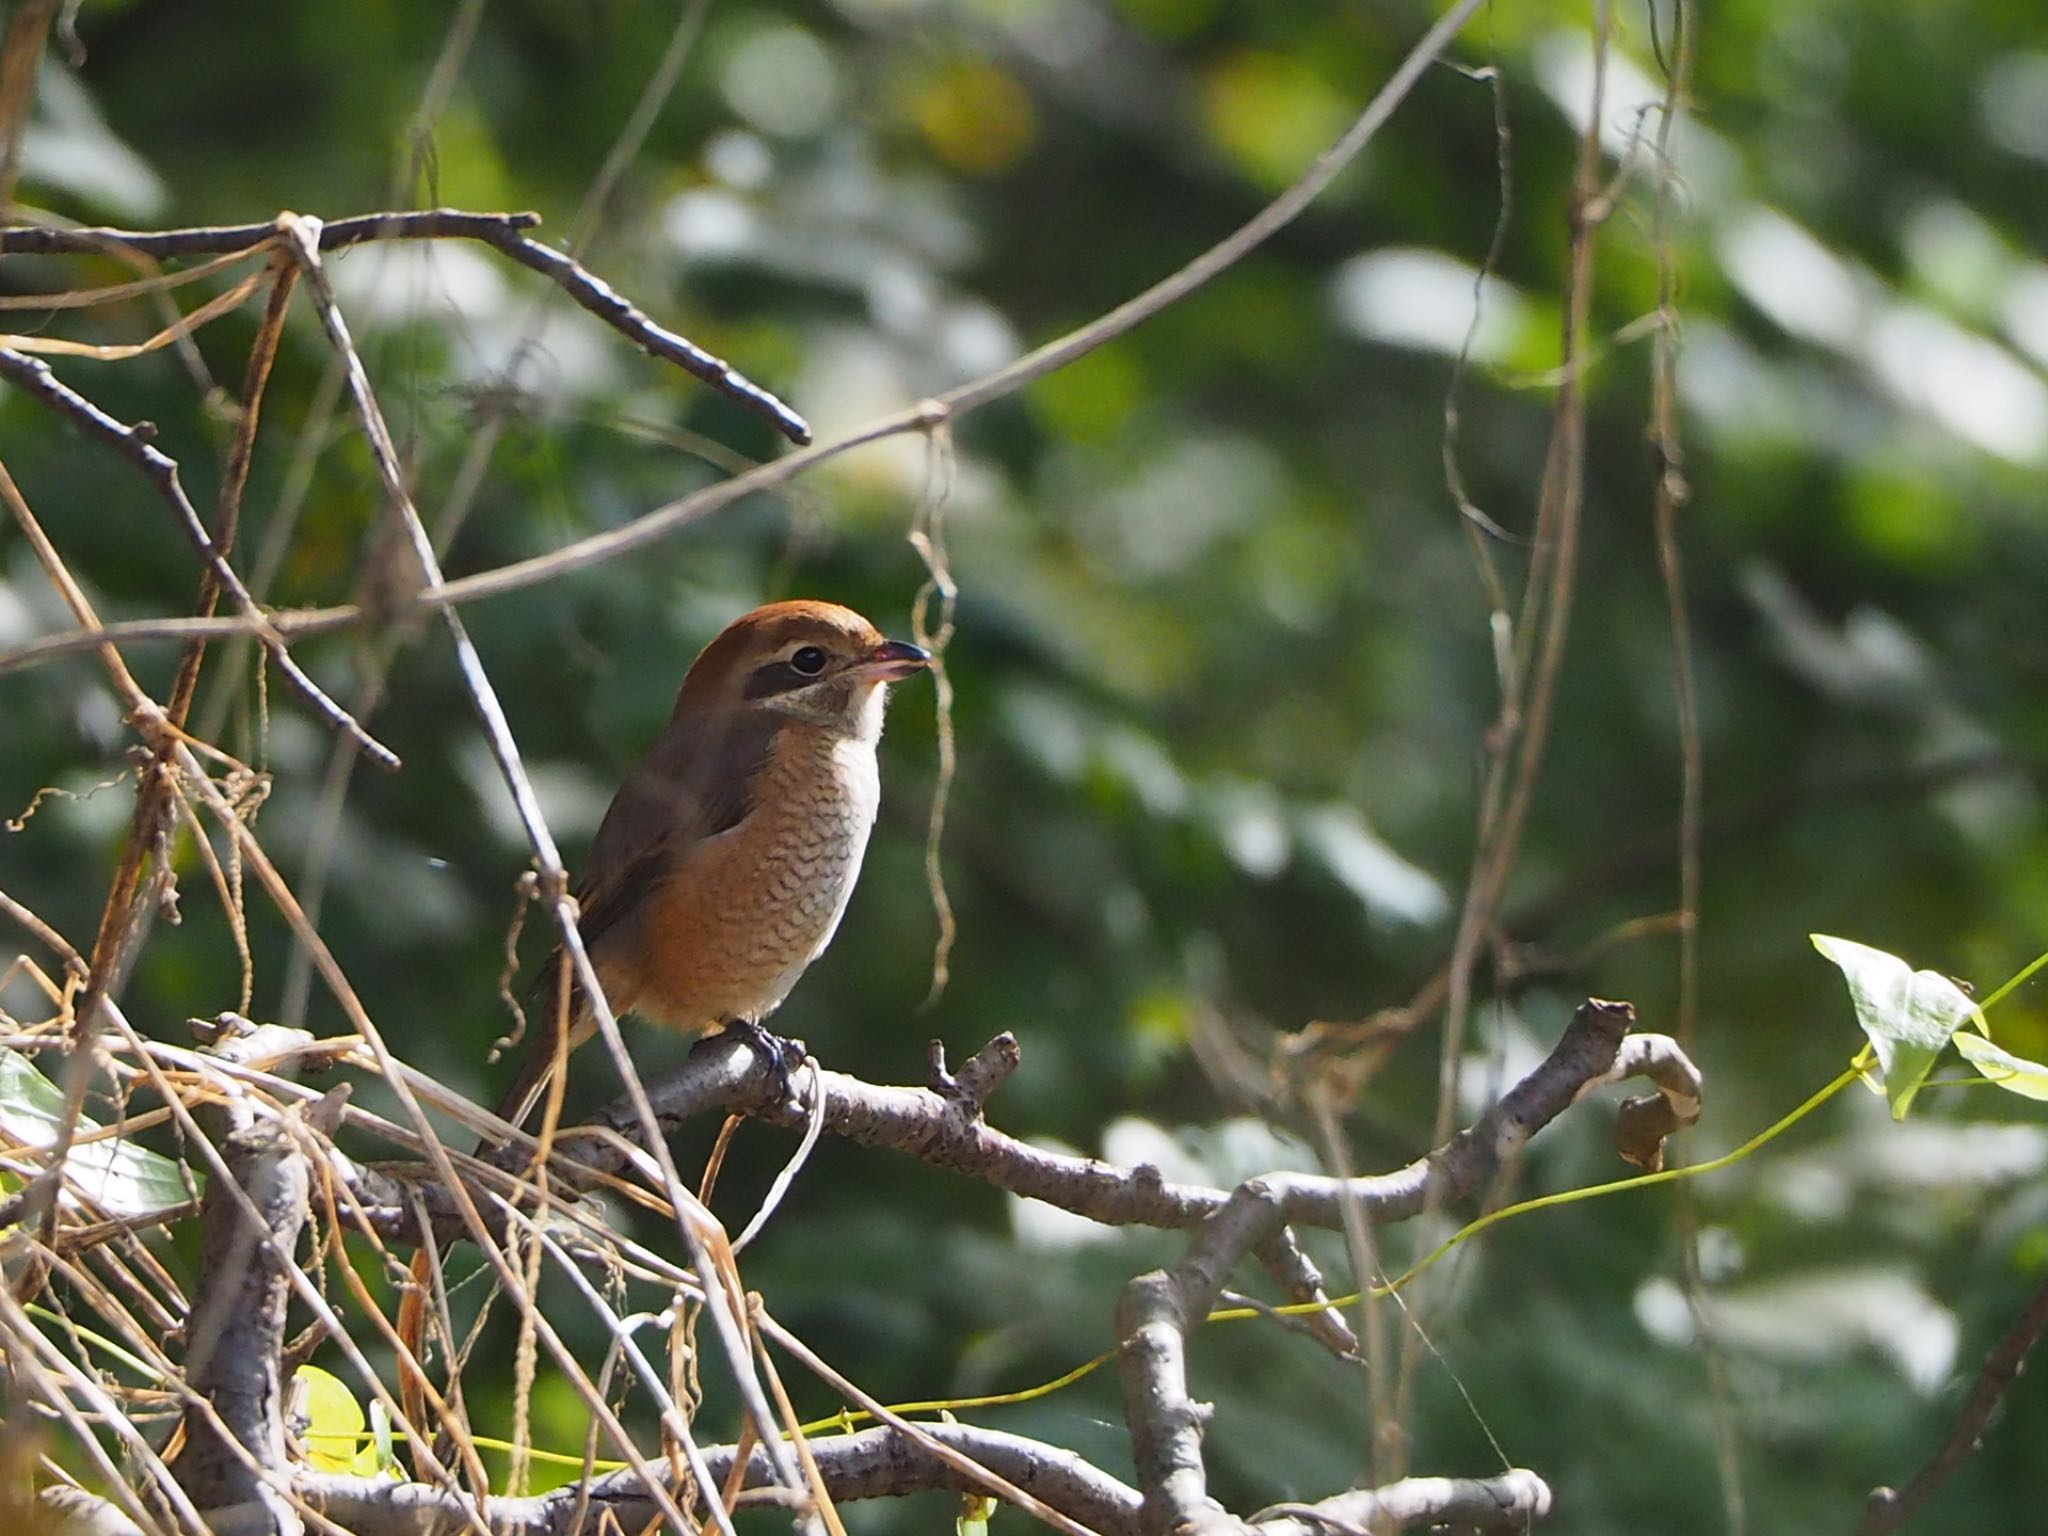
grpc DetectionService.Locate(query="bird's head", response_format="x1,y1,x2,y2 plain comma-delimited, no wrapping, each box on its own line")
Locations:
677,600,931,738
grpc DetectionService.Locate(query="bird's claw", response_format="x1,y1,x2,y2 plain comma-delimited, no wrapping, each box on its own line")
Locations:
721,1018,810,1102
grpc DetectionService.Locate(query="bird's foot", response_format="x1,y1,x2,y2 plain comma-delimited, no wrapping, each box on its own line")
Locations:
719,1018,810,1101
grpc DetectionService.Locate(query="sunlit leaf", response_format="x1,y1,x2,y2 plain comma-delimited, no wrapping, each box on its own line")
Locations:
0,1048,195,1220
295,1365,371,1475
1811,936,1974,1119
1954,1033,2048,1101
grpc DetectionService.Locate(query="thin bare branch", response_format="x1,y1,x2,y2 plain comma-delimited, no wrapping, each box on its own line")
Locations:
0,349,399,770
0,209,808,442
0,207,544,256
0,0,1481,683
1857,1273,2048,1536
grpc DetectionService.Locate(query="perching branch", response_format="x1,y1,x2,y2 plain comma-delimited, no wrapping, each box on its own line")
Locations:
462,999,1679,1245
295,1422,1138,1536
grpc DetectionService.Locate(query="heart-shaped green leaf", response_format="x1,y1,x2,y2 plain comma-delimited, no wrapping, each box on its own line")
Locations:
1812,935,1974,1119
0,1048,196,1220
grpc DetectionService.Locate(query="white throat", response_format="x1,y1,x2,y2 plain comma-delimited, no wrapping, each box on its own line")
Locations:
847,682,887,747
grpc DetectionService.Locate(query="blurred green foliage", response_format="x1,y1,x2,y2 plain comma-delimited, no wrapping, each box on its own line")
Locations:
4,0,2048,1531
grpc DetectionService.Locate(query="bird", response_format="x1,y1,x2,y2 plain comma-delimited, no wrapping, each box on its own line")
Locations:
493,599,931,1132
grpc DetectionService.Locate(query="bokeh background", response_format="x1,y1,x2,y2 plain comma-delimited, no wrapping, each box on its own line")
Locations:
4,1,2048,1532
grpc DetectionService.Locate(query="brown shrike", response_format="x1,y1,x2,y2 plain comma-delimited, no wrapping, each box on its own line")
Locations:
495,599,930,1130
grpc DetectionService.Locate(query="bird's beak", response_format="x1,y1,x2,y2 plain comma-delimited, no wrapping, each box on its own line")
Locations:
858,638,932,681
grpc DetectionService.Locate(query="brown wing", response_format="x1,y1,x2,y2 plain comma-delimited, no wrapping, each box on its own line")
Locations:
571,702,783,960
495,706,783,1132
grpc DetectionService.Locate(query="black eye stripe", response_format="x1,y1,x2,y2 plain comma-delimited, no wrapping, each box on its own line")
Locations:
743,656,831,700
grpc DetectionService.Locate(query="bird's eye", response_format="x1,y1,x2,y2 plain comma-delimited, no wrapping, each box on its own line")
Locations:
789,645,828,677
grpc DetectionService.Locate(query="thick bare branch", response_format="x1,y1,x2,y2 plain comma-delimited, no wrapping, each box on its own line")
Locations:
1254,1470,1553,1536
1111,1001,1645,1536
175,1117,310,1536
298,1423,1143,1536
472,1000,1670,1243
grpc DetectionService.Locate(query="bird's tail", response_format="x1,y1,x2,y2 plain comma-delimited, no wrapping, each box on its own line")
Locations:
489,952,598,1137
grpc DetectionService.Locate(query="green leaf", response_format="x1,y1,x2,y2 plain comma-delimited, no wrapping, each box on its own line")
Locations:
957,1493,998,1536
0,1047,196,1220
1811,935,1974,1119
1953,1033,2048,1101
